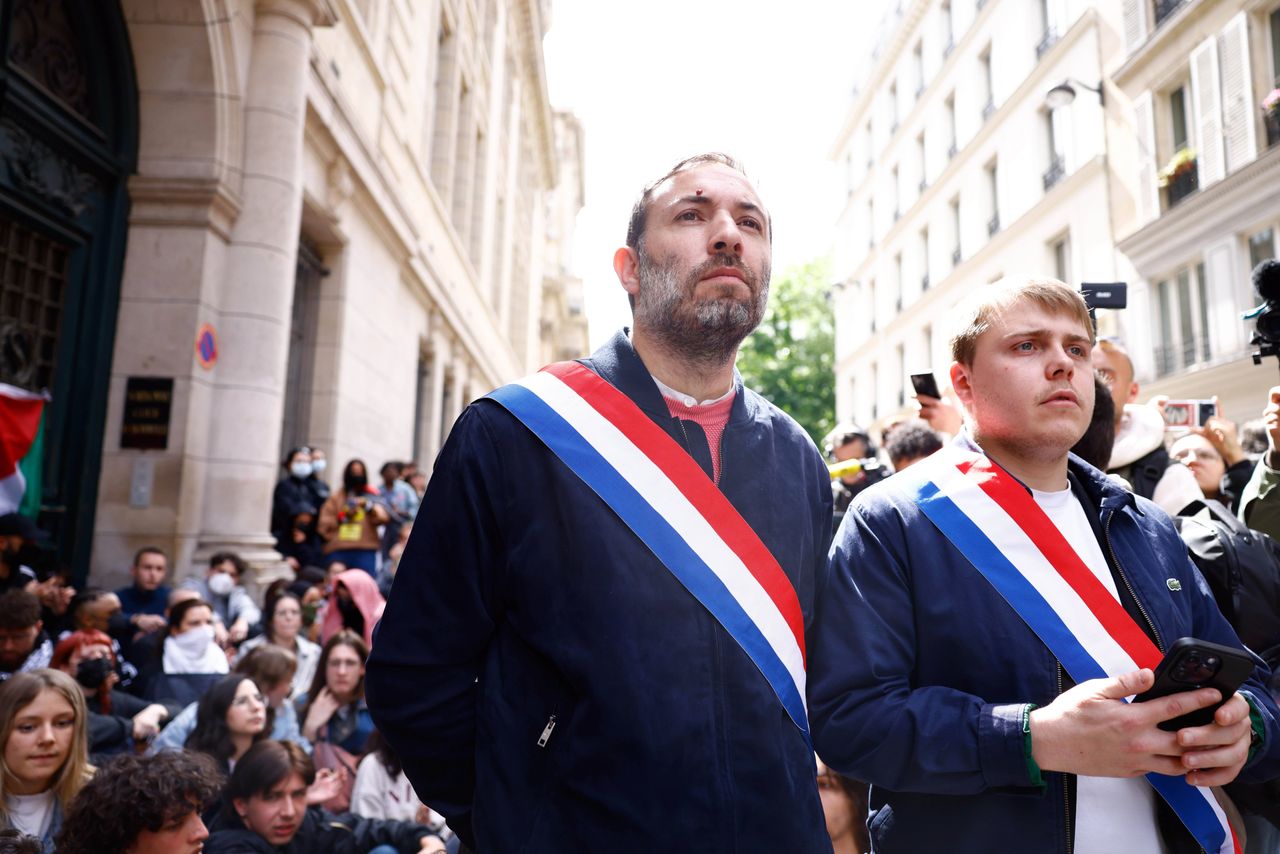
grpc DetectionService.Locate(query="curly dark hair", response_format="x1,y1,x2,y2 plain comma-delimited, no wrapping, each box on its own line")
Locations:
185,673,274,769
53,751,223,854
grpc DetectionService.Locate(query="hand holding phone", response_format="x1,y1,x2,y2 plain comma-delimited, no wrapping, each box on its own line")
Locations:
1133,638,1254,731
910,372,942,400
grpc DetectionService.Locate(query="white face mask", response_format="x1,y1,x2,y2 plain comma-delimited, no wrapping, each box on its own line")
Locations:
311,458,327,474
208,572,235,597
290,461,313,478
172,623,215,655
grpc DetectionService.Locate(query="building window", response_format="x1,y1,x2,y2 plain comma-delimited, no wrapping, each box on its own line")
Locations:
896,343,906,406
980,48,994,119
869,279,877,333
1154,0,1188,29
1036,0,1059,57
1043,110,1066,190
1271,8,1280,85
917,133,928,193
1170,86,1189,151
941,2,954,56
913,40,925,98
950,196,962,265
1250,228,1276,271
891,165,900,220
1154,262,1212,375
986,160,1000,236
895,253,904,311
1051,233,1072,284
946,94,957,158
888,80,899,133
920,227,931,290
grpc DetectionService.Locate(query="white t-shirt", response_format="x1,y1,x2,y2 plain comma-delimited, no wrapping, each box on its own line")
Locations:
5,790,55,841
1031,485,1168,854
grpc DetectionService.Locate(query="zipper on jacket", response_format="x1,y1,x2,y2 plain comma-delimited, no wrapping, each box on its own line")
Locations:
1104,514,1164,651
1055,662,1073,854
537,715,557,748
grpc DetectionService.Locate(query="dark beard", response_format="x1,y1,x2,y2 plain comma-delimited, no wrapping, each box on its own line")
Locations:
633,247,770,367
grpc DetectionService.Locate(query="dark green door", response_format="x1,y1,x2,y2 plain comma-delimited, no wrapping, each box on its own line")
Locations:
0,0,137,582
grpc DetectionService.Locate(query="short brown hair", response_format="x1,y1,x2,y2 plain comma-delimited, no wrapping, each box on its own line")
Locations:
227,739,315,803
950,277,1093,366
0,590,41,630
235,644,297,691
625,152,765,250
55,751,222,854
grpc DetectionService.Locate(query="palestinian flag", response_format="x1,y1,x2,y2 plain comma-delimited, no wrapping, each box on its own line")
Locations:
0,384,48,516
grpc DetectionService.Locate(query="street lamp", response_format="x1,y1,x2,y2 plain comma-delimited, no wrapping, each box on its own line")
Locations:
1044,78,1105,109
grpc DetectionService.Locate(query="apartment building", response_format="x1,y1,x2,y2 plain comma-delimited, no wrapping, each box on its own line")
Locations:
832,0,1127,431
1111,0,1280,423
0,0,583,585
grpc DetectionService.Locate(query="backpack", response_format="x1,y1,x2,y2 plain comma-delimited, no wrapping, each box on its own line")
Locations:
1127,444,1172,502
1173,498,1280,669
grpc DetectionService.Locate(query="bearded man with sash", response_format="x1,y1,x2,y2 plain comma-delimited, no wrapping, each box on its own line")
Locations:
809,279,1280,853
366,154,834,852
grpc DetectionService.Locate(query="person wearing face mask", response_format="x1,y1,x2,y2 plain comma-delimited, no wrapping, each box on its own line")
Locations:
180,553,261,645
143,598,228,707
60,590,138,693
49,630,171,759
317,461,388,579
272,448,322,565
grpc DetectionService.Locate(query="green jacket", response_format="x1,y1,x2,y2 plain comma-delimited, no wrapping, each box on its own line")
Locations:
1239,453,1280,540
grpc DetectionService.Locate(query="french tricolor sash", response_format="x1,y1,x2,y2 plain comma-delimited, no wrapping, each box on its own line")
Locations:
895,446,1240,854
486,361,809,737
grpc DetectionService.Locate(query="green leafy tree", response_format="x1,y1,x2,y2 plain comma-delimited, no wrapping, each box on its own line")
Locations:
736,258,835,448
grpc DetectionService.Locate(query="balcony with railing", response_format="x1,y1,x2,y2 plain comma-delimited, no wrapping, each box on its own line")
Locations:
1265,103,1280,148
1154,334,1211,377
1042,156,1065,191
1160,151,1198,209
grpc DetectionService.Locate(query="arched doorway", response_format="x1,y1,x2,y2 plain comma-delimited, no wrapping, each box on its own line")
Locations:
0,0,137,580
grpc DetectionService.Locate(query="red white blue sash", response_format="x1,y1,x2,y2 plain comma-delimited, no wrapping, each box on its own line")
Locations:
486,361,809,737
896,446,1240,854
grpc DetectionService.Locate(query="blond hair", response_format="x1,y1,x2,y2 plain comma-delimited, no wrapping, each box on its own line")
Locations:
0,670,94,820
950,277,1093,365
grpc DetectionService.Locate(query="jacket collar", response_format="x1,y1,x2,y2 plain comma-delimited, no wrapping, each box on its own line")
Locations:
952,431,1142,516
580,329,754,427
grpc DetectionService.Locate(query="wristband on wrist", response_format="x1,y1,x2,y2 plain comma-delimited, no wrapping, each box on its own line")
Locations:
1023,704,1044,787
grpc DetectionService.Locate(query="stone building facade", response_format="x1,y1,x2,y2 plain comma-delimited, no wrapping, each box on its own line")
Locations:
0,0,584,588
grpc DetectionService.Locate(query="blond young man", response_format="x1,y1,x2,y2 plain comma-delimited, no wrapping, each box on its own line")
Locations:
810,279,1279,853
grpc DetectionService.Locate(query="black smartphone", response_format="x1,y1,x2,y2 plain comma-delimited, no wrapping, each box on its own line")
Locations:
910,372,942,400
1134,637,1255,731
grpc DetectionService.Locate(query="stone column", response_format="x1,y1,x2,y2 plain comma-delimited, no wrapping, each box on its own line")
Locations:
446,354,470,437
422,329,451,471
194,0,335,584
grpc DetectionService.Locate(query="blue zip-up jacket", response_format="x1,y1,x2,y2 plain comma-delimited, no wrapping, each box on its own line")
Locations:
366,330,834,853
808,442,1280,853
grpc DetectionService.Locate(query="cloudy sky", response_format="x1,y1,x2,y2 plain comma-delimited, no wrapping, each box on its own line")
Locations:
543,1,886,347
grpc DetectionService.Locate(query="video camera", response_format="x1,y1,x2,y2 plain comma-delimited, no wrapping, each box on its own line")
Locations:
1247,259,1280,369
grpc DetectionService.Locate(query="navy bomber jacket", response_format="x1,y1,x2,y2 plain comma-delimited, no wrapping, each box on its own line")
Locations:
366,330,835,853
809,438,1280,854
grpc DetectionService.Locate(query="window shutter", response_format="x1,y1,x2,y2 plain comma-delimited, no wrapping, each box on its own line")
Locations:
1133,92,1158,225
1202,238,1240,354
1218,12,1257,174
1190,36,1226,187
1122,0,1147,52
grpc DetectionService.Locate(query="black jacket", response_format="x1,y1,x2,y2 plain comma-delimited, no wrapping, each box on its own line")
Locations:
205,806,434,854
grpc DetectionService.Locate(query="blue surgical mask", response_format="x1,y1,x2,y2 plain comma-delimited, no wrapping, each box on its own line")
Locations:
290,461,313,478
311,459,327,474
